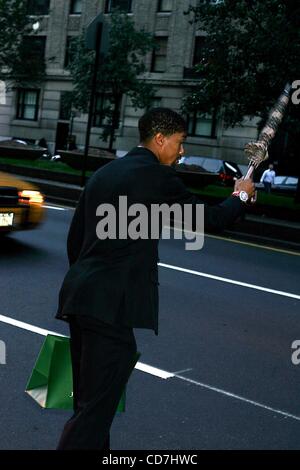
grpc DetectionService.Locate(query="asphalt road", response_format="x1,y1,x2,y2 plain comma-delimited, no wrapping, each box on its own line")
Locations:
0,204,300,450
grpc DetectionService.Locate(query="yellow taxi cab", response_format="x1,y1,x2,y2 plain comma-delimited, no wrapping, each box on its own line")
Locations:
0,171,45,235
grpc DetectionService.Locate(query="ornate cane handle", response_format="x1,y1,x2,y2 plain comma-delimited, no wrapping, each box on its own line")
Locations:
243,83,291,202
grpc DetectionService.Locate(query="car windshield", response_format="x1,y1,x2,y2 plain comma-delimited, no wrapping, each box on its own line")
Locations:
201,159,222,172
177,156,206,172
274,176,286,184
285,177,298,185
179,157,221,172
178,156,206,167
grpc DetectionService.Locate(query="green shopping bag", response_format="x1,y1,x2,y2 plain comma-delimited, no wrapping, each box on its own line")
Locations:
25,334,139,412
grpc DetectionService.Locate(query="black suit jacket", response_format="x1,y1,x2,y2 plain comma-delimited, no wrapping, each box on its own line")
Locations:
56,147,244,334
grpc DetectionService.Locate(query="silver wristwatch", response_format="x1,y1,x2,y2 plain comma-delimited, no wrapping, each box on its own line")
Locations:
239,190,249,203
232,190,249,203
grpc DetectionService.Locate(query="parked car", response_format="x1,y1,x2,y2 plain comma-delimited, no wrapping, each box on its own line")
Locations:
175,156,219,187
219,160,243,185
176,156,243,186
255,176,299,195
0,171,45,235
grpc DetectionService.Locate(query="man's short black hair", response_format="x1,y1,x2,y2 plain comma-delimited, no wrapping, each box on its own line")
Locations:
138,107,187,143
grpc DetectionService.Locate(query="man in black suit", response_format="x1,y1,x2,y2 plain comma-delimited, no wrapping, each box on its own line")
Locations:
56,108,254,450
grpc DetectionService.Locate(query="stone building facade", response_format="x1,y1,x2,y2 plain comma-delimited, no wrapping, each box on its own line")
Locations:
0,0,259,163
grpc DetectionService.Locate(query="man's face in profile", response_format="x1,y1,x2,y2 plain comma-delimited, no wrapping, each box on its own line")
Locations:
159,132,186,166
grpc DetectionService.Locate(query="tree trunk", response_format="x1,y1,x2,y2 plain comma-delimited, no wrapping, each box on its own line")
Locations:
108,96,121,152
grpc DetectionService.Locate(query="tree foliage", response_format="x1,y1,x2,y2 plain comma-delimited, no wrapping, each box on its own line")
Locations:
67,10,156,149
185,0,300,192
184,0,300,128
0,0,45,87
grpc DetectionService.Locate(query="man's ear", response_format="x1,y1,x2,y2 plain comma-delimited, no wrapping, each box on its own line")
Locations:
154,132,165,147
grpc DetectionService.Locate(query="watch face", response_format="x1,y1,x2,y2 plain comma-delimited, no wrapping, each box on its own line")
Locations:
239,191,249,202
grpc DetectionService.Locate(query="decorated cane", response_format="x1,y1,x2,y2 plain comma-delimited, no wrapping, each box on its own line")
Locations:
243,83,292,198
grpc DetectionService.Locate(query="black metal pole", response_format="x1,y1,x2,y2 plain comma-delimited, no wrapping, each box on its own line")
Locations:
81,23,102,187
68,111,74,150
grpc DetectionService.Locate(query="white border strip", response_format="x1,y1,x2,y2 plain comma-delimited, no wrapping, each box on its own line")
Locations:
158,263,300,300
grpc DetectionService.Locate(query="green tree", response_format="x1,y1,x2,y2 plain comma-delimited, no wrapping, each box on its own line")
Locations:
67,10,156,151
184,0,300,198
0,0,45,88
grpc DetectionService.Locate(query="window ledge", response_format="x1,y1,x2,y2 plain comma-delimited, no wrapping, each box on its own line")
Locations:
11,120,40,127
27,14,49,17
104,12,133,15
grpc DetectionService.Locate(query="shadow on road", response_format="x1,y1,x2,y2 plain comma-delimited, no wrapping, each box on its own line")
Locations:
0,234,47,260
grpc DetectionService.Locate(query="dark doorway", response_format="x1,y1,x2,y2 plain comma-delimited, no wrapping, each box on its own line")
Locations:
55,122,69,153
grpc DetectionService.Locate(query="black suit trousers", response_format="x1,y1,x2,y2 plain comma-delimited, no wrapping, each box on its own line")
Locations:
56,316,137,450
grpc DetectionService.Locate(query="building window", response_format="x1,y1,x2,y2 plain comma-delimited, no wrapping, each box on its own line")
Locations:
105,0,132,13
151,37,168,73
192,36,207,67
59,92,73,120
23,36,46,62
70,0,82,14
27,0,50,15
187,111,217,138
157,0,173,12
65,36,76,68
93,94,114,128
16,89,40,121
148,97,162,109
183,36,207,79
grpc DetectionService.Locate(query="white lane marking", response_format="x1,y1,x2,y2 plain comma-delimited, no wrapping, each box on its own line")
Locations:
173,368,193,375
0,314,66,338
1,312,300,421
0,314,172,380
158,262,300,301
174,373,300,422
135,362,174,379
44,205,68,211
